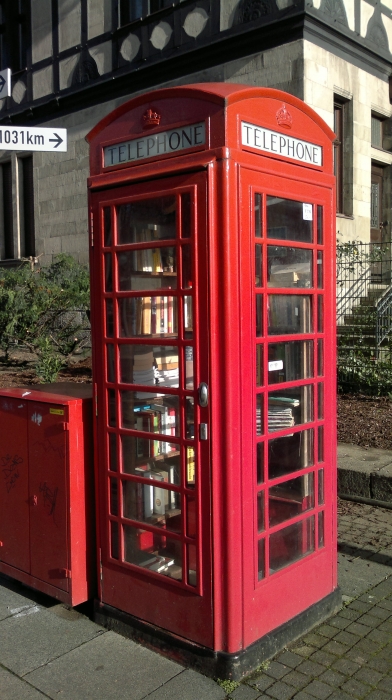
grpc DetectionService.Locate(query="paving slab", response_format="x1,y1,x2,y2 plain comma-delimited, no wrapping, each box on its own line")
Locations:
0,667,48,700
24,630,183,700
338,552,391,599
0,603,104,676
141,669,227,700
0,583,41,622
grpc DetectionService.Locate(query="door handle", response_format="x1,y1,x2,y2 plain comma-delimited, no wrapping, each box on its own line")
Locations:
198,383,208,407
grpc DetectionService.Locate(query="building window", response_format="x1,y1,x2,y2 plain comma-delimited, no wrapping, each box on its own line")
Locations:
19,156,35,258
334,102,344,214
371,116,384,149
0,0,29,73
120,0,173,25
333,97,353,217
0,155,35,262
1,161,13,259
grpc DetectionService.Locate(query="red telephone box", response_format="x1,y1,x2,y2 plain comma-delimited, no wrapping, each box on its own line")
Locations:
87,83,339,678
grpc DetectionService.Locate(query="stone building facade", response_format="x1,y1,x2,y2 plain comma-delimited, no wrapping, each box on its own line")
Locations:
0,0,391,265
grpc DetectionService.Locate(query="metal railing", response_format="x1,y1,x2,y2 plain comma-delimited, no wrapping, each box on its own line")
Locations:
337,241,392,393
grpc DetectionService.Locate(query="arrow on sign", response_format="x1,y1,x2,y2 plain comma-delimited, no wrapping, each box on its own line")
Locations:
49,133,64,149
0,75,6,94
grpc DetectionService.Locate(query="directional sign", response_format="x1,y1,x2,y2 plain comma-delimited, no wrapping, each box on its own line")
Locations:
0,68,11,99
0,126,67,152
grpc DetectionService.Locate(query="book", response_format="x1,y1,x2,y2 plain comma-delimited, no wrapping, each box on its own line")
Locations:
268,396,300,407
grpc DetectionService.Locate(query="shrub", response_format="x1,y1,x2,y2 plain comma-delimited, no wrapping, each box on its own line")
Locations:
0,254,90,381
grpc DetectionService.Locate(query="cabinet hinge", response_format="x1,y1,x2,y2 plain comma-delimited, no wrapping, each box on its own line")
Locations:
90,211,94,247
94,383,98,417
61,422,70,431
59,568,71,579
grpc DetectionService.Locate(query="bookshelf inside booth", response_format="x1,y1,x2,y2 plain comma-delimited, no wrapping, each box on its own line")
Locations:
255,192,325,579
104,189,198,586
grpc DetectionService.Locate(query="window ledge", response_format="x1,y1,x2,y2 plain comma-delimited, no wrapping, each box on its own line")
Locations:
336,214,354,220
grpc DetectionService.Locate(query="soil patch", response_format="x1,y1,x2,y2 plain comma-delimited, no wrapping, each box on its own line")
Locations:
0,353,92,388
338,394,392,450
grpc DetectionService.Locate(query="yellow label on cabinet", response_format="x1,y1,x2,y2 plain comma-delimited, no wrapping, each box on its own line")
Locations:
50,408,64,415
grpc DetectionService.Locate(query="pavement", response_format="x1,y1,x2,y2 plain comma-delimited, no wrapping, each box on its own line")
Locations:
1,444,392,700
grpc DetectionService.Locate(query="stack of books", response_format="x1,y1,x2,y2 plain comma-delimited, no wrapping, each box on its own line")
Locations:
133,350,156,398
268,396,299,433
155,351,179,388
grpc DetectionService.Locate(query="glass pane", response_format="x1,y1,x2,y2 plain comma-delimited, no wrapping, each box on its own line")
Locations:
117,247,177,291
318,383,324,419
318,295,323,333
318,469,324,504
317,251,323,289
268,385,313,433
269,473,314,527
318,511,325,548
104,206,111,246
256,344,263,386
104,253,112,291
185,346,194,389
123,480,181,528
257,442,264,484
258,538,265,580
268,429,314,479
187,446,195,486
187,544,197,587
121,434,180,482
255,193,262,238
110,520,119,559
121,392,180,440
123,524,183,579
267,197,313,243
181,193,191,238
119,297,178,337
119,345,179,387
106,299,114,338
268,295,312,335
255,245,262,286
317,341,324,379
108,389,116,427
256,394,263,436
110,478,118,515
317,205,323,245
182,245,192,289
318,426,324,462
267,246,312,288
117,196,176,245
107,344,115,383
257,491,265,532
186,397,195,439
109,432,117,472
256,295,263,337
184,295,193,334
186,493,197,537
268,341,313,383
269,516,315,574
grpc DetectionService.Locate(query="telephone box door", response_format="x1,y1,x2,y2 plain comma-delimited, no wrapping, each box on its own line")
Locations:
239,167,336,645
91,171,213,645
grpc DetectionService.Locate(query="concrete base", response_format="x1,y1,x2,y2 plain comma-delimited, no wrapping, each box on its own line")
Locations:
338,443,392,505
94,588,342,681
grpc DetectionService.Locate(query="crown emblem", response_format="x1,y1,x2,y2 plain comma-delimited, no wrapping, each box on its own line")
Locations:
276,104,292,128
143,108,161,129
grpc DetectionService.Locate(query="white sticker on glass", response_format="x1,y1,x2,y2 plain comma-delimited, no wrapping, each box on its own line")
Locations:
268,360,284,371
303,203,313,221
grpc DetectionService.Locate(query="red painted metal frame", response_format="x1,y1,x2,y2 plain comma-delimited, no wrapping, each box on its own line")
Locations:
0,385,95,606
87,84,336,655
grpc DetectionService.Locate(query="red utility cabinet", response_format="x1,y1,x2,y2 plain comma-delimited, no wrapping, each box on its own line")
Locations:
87,84,339,678
0,383,95,606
